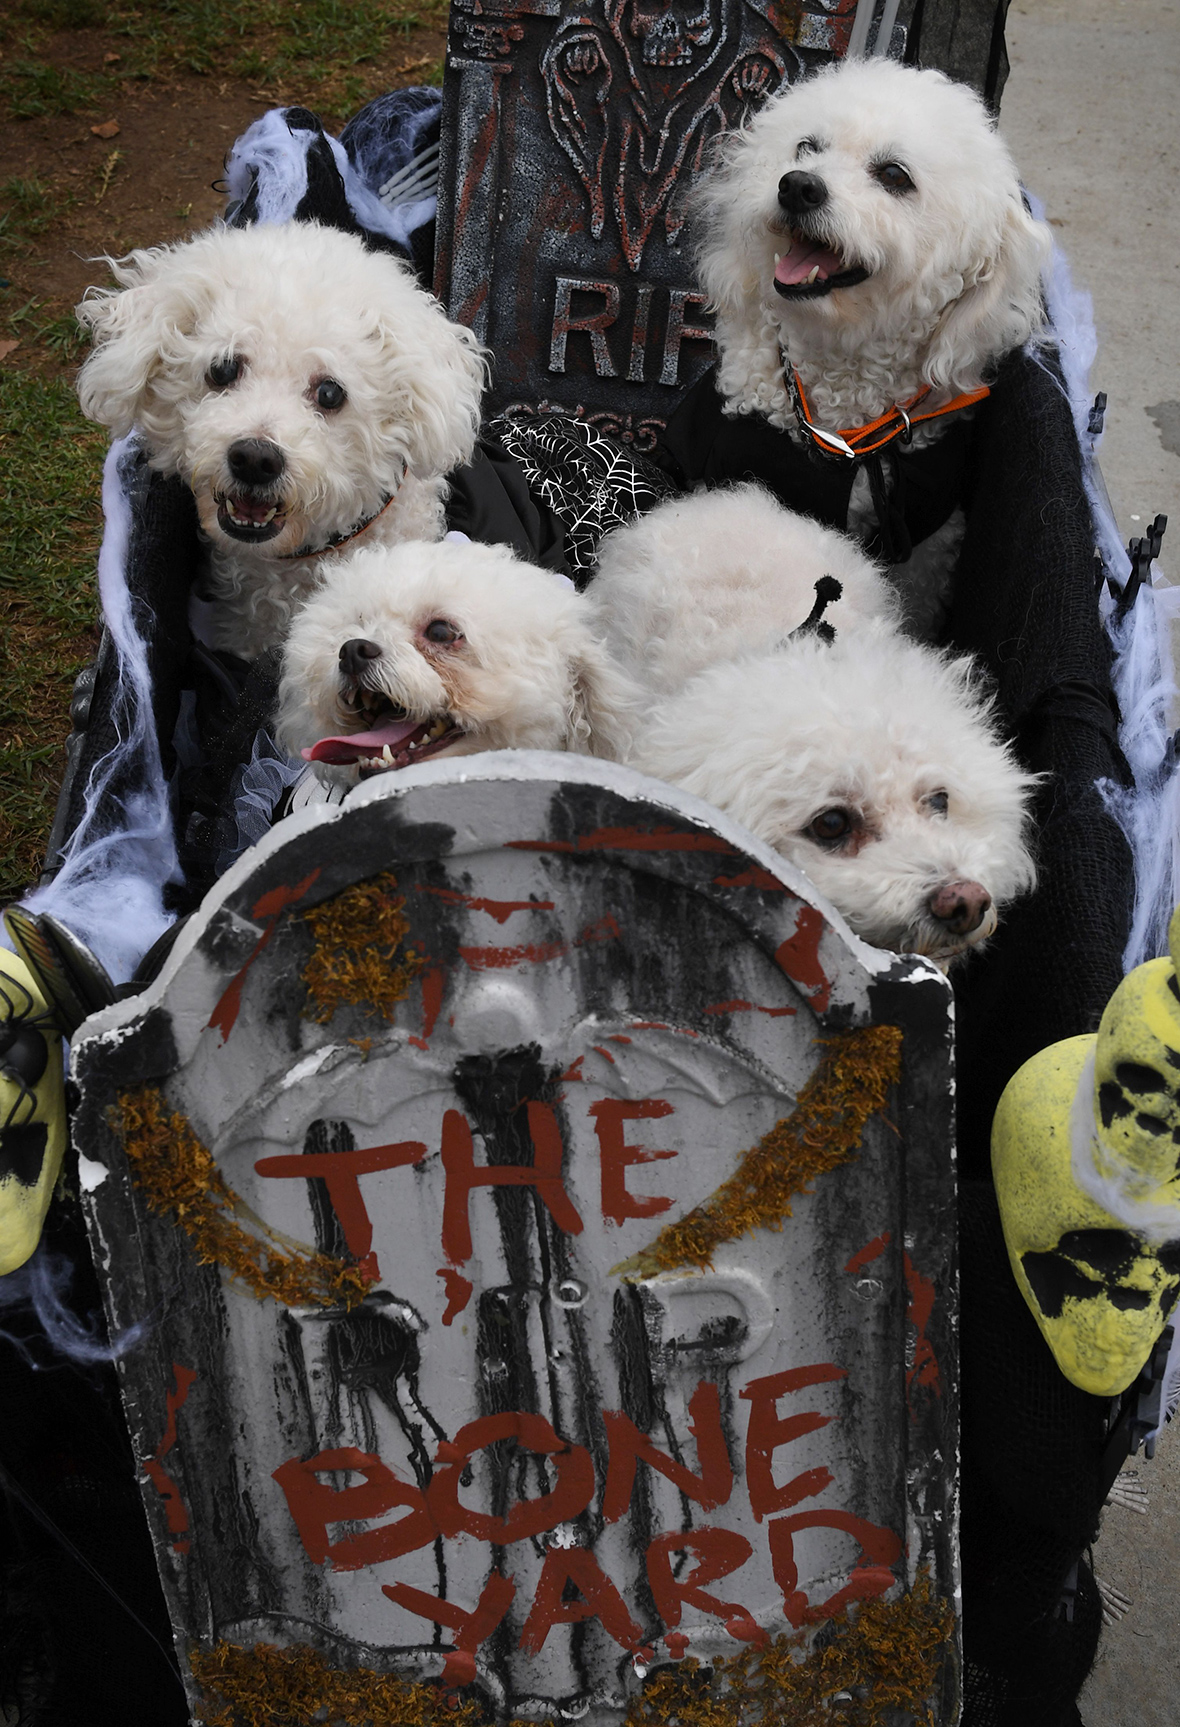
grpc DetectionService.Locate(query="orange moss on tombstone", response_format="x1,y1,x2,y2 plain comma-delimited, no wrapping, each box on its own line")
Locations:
115,1087,370,1309
190,1641,541,1727
300,869,424,1024
630,1575,953,1726
618,1024,903,1279
190,1577,951,1727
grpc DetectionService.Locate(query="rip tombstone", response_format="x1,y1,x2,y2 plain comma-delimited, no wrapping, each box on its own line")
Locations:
434,0,871,450
72,757,957,1723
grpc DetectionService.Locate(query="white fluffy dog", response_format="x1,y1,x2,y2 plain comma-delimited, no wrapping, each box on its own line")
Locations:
631,619,1036,964
696,57,1051,430
277,536,636,781
589,483,896,692
76,221,486,659
587,486,1035,963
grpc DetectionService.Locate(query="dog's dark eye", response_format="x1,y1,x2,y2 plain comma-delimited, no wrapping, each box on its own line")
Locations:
314,378,347,412
423,618,462,645
807,807,855,846
924,789,950,816
206,355,242,389
872,161,915,195
796,136,820,159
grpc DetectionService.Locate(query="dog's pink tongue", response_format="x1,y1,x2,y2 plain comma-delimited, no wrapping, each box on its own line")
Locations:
304,716,423,765
775,240,846,286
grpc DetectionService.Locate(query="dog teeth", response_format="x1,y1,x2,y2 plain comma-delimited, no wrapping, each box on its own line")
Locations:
382,743,394,762
428,718,449,739
774,252,781,266
806,265,821,284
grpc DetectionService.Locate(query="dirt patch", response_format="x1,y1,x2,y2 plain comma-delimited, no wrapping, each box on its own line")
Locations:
0,24,446,354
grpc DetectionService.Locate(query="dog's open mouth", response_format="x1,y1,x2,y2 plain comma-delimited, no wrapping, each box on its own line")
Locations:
215,491,289,543
773,233,871,300
305,694,462,773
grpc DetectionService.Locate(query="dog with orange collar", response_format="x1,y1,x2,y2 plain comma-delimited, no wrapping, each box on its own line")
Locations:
659,57,1052,639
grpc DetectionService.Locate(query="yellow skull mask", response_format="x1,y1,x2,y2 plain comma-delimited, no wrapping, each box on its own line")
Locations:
992,906,1180,1397
0,947,67,1276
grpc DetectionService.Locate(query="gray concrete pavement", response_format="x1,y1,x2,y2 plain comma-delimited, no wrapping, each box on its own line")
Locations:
1000,6,1180,1721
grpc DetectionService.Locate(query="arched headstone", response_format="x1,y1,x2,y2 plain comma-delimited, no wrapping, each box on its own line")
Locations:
72,755,957,1724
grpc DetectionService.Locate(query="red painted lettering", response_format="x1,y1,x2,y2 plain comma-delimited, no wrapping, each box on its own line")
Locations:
741,1365,845,1520
767,1511,902,1627
428,1413,595,1544
273,1447,434,1571
590,1098,677,1225
602,1379,732,1523
255,1140,425,1280
383,1572,516,1687
518,1547,647,1657
646,1528,766,1644
440,1105,582,1265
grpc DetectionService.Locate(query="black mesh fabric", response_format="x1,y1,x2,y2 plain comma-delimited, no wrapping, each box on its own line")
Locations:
0,1199,188,1727
959,1180,1108,1726
948,348,1133,1179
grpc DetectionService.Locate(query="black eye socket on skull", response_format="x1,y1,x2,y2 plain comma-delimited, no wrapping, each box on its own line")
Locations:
206,355,243,389
314,378,347,411
423,618,462,645
806,807,855,846
872,161,915,194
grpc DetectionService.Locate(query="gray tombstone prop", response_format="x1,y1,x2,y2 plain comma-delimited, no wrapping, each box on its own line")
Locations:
72,754,957,1724
434,0,914,447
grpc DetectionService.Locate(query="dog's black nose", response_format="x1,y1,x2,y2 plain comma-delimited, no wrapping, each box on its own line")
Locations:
778,171,829,216
339,638,384,678
226,437,286,488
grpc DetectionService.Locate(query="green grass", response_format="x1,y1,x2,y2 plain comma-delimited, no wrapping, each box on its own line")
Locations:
5,298,88,361
1,0,445,123
0,364,104,898
0,176,74,253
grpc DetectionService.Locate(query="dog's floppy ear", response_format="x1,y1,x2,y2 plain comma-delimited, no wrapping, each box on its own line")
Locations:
565,632,641,761
368,262,489,479
76,244,210,437
925,194,1052,393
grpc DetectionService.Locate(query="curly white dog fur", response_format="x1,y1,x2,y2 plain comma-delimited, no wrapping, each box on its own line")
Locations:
631,618,1037,964
696,57,1051,430
589,486,1035,962
589,483,896,693
76,221,487,659
277,536,637,782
